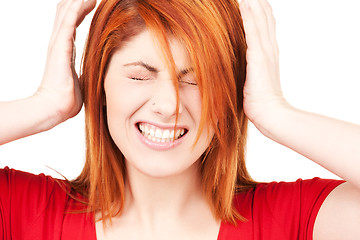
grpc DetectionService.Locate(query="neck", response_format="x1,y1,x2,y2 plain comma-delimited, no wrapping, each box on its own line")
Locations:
123,161,207,223
97,160,221,239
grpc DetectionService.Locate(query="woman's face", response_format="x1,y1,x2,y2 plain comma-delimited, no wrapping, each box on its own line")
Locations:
104,30,214,178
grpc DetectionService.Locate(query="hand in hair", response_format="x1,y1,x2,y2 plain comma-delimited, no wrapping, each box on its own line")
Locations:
240,0,289,133
37,0,96,122
0,0,96,145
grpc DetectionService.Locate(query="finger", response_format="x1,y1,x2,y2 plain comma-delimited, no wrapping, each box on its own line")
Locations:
58,0,85,46
50,0,76,46
51,0,85,61
50,0,96,48
239,0,263,54
258,0,280,75
76,0,97,27
260,0,279,56
245,0,276,59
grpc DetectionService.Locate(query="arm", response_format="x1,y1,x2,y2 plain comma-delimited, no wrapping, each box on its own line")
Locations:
0,0,96,145
240,0,360,238
0,95,60,145
256,105,360,186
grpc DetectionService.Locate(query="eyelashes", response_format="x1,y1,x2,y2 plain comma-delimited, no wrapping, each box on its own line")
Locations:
179,74,197,86
129,76,197,86
179,79,197,86
130,77,149,81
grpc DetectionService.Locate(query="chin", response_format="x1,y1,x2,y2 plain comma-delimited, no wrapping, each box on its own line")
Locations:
125,156,199,179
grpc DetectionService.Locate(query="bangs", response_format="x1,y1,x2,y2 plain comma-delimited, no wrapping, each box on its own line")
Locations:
137,0,239,148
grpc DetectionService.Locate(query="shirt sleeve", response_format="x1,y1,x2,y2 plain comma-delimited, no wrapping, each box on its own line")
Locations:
0,167,67,239
251,178,345,239
219,178,345,240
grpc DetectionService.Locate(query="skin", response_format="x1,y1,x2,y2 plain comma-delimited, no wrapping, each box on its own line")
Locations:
104,30,214,178
0,0,94,144
240,0,360,239
99,30,219,239
0,0,360,239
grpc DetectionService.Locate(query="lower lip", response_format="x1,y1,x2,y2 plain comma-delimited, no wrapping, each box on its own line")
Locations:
135,126,186,151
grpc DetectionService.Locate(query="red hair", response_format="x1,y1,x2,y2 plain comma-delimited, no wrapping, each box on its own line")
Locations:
73,0,256,225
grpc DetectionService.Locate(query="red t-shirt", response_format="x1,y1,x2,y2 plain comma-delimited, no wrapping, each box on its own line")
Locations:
0,167,344,240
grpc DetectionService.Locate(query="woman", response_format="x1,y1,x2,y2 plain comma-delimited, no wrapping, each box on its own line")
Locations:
1,0,360,239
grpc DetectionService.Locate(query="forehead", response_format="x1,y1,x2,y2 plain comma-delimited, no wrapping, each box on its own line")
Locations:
109,29,191,71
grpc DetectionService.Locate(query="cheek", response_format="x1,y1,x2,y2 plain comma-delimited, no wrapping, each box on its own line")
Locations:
180,87,202,122
104,81,153,147
105,93,129,132
105,83,148,118
180,87,215,146
104,83,137,139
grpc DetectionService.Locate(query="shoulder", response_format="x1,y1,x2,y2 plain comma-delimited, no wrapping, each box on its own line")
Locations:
219,178,344,240
233,178,344,210
0,167,96,240
0,167,71,219
0,166,67,206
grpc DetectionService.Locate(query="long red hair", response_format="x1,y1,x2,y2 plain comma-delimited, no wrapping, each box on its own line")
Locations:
73,0,256,225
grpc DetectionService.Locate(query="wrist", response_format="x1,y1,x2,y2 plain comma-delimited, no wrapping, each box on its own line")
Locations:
30,92,66,131
249,99,296,141
0,94,63,145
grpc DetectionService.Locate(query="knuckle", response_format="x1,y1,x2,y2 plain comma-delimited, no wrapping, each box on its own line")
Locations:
56,2,63,10
56,0,68,11
264,2,273,13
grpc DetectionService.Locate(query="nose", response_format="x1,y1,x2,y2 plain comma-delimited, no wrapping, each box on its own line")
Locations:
151,79,183,118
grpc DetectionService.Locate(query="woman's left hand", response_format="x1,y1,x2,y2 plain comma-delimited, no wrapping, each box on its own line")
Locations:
240,0,290,133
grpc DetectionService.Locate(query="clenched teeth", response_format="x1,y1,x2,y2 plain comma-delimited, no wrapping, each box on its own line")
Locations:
138,123,187,142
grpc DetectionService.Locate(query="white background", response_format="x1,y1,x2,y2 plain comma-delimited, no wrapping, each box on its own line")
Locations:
0,0,359,182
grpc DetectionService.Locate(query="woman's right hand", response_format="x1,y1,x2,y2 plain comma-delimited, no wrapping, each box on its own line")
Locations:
36,0,96,123
0,0,96,145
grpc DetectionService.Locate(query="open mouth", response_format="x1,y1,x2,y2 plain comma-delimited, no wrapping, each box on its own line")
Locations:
136,122,188,143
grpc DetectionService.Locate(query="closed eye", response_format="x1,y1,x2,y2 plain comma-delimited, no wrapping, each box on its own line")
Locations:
178,70,197,86
131,77,148,81
179,79,197,86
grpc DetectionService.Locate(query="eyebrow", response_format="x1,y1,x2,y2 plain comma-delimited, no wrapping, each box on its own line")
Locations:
123,61,193,78
124,61,158,73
